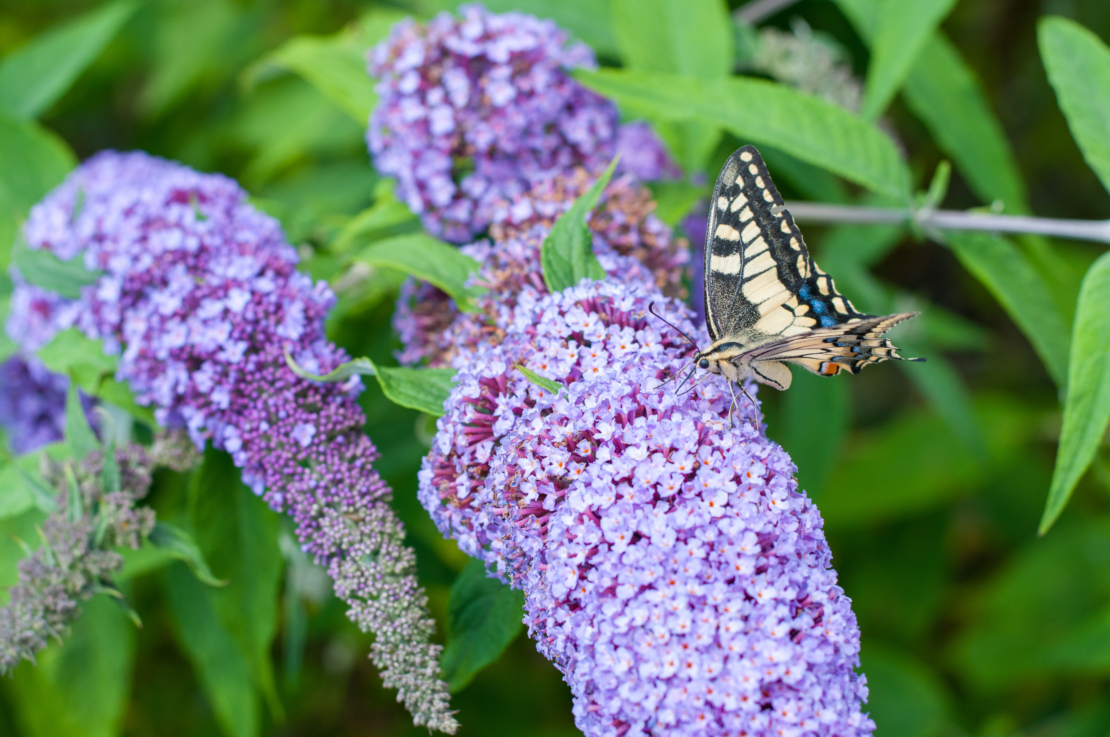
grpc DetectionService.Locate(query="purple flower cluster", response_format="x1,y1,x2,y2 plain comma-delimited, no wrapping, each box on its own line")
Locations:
368,5,681,245
393,170,689,368
367,4,619,242
418,279,874,736
8,152,456,732
0,355,69,454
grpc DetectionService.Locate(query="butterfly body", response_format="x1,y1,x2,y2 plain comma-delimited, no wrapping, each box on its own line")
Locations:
695,145,922,393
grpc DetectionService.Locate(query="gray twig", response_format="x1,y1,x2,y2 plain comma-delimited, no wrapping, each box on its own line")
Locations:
734,0,805,25
784,201,1110,245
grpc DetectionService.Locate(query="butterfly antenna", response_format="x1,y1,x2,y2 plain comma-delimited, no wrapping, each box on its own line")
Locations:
647,302,700,351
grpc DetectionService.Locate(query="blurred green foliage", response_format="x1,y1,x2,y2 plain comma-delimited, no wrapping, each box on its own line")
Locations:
1,0,1110,736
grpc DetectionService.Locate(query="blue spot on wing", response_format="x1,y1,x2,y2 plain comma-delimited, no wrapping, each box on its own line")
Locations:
820,315,838,327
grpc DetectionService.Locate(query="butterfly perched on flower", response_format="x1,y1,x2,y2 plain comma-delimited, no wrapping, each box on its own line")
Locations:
657,145,922,410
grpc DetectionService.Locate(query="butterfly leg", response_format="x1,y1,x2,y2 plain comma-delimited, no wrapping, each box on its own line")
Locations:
736,381,761,429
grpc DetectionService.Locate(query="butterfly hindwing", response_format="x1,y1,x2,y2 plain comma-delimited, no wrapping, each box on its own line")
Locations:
743,313,921,377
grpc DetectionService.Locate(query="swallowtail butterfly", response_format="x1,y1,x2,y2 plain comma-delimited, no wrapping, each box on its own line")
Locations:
664,145,922,409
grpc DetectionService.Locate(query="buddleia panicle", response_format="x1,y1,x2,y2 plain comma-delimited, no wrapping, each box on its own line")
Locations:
9,151,457,732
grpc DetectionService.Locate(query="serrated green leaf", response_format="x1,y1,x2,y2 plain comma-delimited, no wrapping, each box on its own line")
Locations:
541,158,617,293
64,383,98,461
164,562,260,737
0,111,76,268
353,232,484,309
576,69,910,197
0,0,137,121
860,0,956,121
946,232,1070,388
284,351,455,417
11,232,102,299
515,364,563,396
1039,17,1110,196
148,521,226,588
1040,253,1110,534
6,594,136,737
442,558,525,692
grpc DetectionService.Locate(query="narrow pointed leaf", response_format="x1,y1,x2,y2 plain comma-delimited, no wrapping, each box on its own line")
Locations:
946,232,1070,388
1039,17,1110,196
576,69,910,197
1040,253,1110,533
541,158,618,293
860,0,956,120
148,521,227,588
64,383,98,461
165,563,260,737
515,365,563,395
835,0,1030,212
0,0,137,120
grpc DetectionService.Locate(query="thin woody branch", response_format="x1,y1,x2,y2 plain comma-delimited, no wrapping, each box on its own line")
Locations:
784,201,1110,245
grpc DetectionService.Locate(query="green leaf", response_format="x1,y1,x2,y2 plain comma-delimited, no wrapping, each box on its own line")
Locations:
11,231,102,299
148,521,227,587
0,452,60,518
1040,253,1110,533
1039,17,1110,196
0,111,76,268
284,351,456,417
647,180,706,227
442,559,525,692
777,370,848,497
515,364,563,396
860,0,956,120
164,563,260,737
64,383,98,461
541,158,617,293
835,0,1030,212
576,69,910,197
330,186,420,254
0,0,137,120
860,644,951,737
946,232,1070,388
246,9,406,123
353,232,484,309
6,595,137,737
37,329,117,388
610,0,731,173
188,447,284,721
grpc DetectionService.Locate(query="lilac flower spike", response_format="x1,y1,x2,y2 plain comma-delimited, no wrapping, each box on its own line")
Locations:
8,151,457,732
367,4,619,241
420,279,875,736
